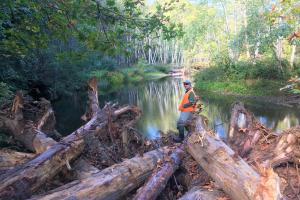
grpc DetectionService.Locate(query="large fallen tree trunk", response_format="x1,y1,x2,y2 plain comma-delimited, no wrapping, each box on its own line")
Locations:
187,114,282,200
0,93,58,153
0,149,35,169
226,102,300,199
29,147,169,200
178,186,227,200
0,116,95,199
72,158,101,179
0,78,138,199
133,146,184,200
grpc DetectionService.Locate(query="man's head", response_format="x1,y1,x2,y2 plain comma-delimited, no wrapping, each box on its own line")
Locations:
183,80,192,89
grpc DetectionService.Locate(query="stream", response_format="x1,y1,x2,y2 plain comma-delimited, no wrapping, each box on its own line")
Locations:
53,77,300,139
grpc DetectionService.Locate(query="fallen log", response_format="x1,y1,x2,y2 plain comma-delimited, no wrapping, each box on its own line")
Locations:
0,76,139,199
187,114,282,200
0,105,137,199
0,93,57,153
178,186,226,200
73,158,100,179
228,102,274,157
227,103,300,199
133,146,184,200
176,153,211,190
0,149,35,168
0,116,94,199
29,147,169,200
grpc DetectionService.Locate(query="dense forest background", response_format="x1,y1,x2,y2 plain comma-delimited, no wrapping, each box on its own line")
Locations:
0,0,299,103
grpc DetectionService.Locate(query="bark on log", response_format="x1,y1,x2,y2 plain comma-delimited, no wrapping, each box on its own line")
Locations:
0,149,35,168
73,158,100,179
178,186,226,200
36,107,54,131
0,103,137,200
228,103,300,198
133,146,184,200
29,147,169,200
187,114,282,200
81,77,99,121
0,116,96,199
0,94,57,153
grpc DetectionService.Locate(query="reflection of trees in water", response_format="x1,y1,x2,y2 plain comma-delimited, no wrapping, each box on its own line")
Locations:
136,79,184,137
108,78,184,138
200,94,233,138
245,102,300,132
55,79,300,138
200,94,300,136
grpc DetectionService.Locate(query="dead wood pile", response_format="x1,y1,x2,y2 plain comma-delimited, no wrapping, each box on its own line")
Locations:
1,77,300,200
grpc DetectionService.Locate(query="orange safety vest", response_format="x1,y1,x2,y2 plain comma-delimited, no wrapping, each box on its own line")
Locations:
178,89,196,112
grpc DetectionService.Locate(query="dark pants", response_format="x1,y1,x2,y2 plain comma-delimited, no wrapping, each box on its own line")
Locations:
176,112,192,140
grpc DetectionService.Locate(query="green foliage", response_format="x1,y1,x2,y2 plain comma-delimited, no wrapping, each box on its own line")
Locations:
291,89,300,94
195,79,283,96
0,82,13,104
198,57,293,82
0,133,10,148
0,0,183,97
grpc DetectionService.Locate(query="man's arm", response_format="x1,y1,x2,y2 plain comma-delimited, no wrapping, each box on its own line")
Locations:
183,92,195,108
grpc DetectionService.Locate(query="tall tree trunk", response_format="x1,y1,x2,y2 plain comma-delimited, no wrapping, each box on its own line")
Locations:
243,4,250,59
290,44,296,68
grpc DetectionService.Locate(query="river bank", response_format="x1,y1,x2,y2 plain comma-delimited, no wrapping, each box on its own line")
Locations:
194,79,300,107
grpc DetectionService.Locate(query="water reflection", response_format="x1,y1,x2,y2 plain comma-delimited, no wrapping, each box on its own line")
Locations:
201,94,300,138
101,78,184,139
53,78,300,138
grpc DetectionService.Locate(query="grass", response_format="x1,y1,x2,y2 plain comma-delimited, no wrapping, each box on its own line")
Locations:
144,71,169,80
87,63,171,94
195,79,284,96
194,57,299,97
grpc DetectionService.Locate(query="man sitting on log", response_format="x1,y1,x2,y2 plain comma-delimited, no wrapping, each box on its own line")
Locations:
174,80,197,142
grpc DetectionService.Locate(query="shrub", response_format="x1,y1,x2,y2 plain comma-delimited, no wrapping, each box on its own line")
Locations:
89,70,125,88
153,64,171,74
0,82,13,105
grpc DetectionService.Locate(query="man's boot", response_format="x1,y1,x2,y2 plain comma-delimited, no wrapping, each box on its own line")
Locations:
174,126,184,143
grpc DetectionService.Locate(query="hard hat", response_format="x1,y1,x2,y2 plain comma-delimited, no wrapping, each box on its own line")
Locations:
183,80,191,85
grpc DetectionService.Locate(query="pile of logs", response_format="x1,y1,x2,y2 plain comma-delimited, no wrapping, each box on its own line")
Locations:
0,77,300,200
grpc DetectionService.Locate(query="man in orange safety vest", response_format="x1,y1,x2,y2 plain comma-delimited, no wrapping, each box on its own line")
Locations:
174,80,196,142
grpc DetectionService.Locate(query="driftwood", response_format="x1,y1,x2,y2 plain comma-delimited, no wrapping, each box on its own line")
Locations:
228,102,274,157
178,186,226,200
133,146,184,200
72,158,100,179
176,153,211,190
30,147,169,200
0,77,139,199
0,94,57,153
0,116,94,199
228,102,300,168
187,114,282,200
81,77,99,121
223,102,300,199
0,149,35,168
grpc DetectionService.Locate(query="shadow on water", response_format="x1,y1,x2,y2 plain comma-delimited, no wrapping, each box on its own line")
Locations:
53,77,300,139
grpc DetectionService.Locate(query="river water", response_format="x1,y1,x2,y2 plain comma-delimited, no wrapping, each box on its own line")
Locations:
53,77,300,139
